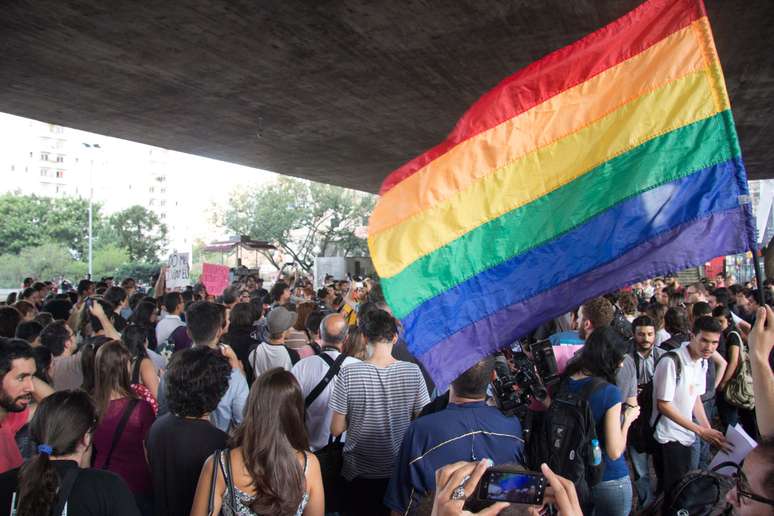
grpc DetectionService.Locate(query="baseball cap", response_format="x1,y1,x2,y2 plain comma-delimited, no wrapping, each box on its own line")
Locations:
267,306,297,334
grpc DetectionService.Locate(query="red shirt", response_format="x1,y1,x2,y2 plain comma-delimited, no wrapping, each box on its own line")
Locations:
0,409,29,473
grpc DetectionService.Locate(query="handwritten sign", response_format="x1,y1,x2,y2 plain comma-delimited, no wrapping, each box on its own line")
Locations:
201,263,230,296
165,252,190,290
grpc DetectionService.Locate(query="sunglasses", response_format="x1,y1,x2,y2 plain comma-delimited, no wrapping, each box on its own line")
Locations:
728,463,774,507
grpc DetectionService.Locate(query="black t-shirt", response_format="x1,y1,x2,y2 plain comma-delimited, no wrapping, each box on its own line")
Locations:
147,414,228,516
0,460,140,516
224,328,261,385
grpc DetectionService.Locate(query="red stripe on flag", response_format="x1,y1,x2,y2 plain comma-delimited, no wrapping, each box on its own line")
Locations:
379,0,706,195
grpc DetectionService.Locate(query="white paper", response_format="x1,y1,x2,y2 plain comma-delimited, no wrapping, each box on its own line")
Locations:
165,252,190,290
709,423,758,476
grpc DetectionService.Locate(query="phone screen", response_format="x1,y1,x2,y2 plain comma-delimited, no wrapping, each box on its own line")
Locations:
477,470,546,505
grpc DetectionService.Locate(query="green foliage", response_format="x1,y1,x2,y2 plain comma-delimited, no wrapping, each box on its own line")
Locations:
112,261,163,284
109,205,168,262
0,244,138,288
0,194,100,256
220,177,375,272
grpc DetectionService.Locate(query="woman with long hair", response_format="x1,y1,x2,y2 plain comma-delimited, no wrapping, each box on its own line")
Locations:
713,305,756,436
285,302,318,359
0,390,140,516
91,340,155,515
342,327,367,361
190,368,323,516
561,326,640,516
122,325,160,412
130,300,159,351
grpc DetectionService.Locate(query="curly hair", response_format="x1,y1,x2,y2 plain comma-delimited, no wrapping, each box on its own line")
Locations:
165,347,231,418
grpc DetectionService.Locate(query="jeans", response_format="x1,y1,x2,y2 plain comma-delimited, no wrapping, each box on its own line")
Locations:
628,444,653,509
591,476,632,516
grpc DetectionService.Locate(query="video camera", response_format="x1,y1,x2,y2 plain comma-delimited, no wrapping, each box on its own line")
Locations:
492,339,559,418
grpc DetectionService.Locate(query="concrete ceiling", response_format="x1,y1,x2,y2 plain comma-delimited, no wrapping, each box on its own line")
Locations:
1,1,772,193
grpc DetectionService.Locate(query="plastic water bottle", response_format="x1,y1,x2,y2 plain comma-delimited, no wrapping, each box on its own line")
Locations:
591,439,602,466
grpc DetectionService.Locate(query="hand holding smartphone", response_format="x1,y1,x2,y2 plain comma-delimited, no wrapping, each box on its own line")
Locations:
476,465,546,505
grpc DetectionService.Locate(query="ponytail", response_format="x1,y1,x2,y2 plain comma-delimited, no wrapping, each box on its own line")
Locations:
14,391,97,515
16,451,59,515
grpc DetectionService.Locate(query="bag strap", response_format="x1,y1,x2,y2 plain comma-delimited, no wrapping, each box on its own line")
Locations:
285,346,301,365
305,352,347,408
101,398,140,470
223,449,236,511
207,450,221,516
633,352,641,383
651,352,682,430
50,466,81,516
578,376,607,400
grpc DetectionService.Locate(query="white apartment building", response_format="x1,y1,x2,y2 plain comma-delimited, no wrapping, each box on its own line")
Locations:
0,112,193,255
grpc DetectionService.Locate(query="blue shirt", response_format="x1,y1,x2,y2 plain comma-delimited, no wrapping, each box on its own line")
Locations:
565,377,627,481
157,369,248,433
384,401,524,514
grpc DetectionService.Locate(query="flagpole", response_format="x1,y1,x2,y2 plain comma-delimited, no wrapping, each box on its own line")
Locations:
751,239,766,306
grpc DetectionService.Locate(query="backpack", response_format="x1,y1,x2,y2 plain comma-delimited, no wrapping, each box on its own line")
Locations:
628,349,668,453
723,331,755,409
611,307,633,340
645,352,682,453
637,464,735,516
527,377,606,511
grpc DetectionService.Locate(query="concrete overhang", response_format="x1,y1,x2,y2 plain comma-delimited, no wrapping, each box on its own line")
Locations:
1,0,771,193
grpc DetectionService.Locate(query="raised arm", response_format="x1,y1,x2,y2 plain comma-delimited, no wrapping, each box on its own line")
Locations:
749,306,774,438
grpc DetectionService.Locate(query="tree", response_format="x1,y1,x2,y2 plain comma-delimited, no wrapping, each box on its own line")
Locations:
113,261,163,284
109,205,168,262
220,177,375,272
0,194,99,256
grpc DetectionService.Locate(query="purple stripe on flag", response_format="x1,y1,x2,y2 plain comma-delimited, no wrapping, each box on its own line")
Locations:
418,207,748,390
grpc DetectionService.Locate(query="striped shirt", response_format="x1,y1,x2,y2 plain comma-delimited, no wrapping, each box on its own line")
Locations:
329,361,430,480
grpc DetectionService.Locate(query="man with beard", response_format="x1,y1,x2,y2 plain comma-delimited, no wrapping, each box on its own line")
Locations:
618,315,666,508
0,338,37,473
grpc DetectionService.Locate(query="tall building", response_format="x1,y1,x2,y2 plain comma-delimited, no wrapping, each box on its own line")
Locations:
0,113,190,254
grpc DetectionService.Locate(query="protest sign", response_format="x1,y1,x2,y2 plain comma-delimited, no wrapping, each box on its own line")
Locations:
201,263,230,296
165,252,190,290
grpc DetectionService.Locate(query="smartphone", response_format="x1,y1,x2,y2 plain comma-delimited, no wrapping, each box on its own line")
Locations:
476,467,546,505
84,297,93,310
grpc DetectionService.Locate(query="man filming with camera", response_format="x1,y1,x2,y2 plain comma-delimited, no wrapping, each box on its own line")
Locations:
384,356,525,516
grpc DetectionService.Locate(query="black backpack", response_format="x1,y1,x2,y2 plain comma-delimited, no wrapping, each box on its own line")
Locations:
527,377,606,511
628,350,680,453
634,352,683,454
611,307,633,340
636,463,734,516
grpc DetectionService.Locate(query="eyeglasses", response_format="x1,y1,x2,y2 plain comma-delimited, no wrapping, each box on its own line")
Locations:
728,463,774,507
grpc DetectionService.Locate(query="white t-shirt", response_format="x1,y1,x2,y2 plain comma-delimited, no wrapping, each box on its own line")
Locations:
650,342,707,446
291,350,360,451
654,328,671,347
249,342,293,378
155,314,185,345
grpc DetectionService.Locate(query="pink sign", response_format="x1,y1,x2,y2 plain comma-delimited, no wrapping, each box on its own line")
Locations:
201,263,230,296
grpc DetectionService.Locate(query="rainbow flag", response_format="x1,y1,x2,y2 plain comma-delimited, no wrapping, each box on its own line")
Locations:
368,0,755,389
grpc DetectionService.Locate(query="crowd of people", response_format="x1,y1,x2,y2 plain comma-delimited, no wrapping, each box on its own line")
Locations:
0,270,771,516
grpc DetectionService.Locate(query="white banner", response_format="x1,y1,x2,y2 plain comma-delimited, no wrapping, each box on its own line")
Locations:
165,252,190,290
